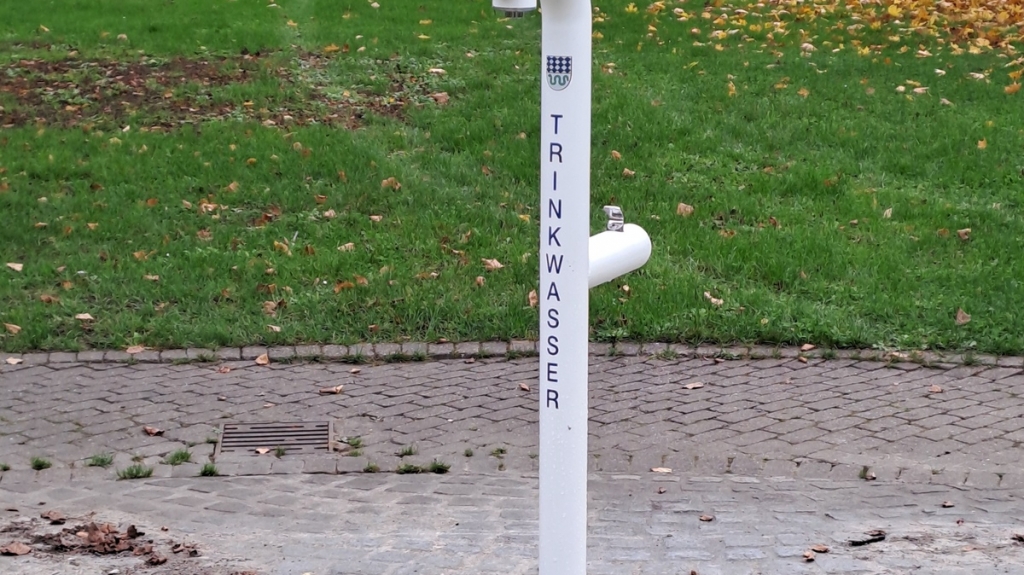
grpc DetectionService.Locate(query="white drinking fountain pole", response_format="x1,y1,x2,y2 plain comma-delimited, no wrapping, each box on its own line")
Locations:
494,1,652,574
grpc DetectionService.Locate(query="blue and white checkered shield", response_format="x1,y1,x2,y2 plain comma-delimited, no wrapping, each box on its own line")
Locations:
546,56,572,91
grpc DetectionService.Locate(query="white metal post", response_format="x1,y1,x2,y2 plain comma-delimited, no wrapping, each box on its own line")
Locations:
538,1,591,574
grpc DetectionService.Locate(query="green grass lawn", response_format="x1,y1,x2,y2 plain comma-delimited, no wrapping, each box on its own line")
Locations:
1,0,1023,354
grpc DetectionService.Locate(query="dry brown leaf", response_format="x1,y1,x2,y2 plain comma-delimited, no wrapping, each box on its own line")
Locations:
651,467,672,473
273,240,291,255
683,382,705,390
528,290,539,308
703,291,723,306
941,501,954,508
5,357,23,365
883,208,893,219
699,514,715,522
319,385,344,395
677,203,694,217
518,382,530,392
798,356,809,364
431,92,450,105
314,194,327,204
482,258,504,272
338,242,355,252
267,325,281,333
929,384,944,394
255,447,270,455
978,139,987,150
74,313,94,321
611,150,622,160
255,353,270,366
718,229,736,238
0,542,31,556
143,274,159,282
797,87,810,98
196,229,212,241
350,367,361,374
803,550,816,562
800,344,816,352
957,228,971,241
3,323,21,335
143,426,164,436
40,510,66,525
324,209,337,219
381,177,402,190
33,222,47,228
334,281,355,293
811,544,830,553
1006,83,1022,95
6,262,23,272
955,308,971,325
126,345,145,354
262,301,278,316
475,276,485,287
182,200,192,209
369,215,383,223
622,168,636,177
87,222,99,231
217,366,231,374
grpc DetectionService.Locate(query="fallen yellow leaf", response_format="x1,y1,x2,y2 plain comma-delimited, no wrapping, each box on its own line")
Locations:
126,345,145,354
6,262,23,272
1006,83,1022,95
255,353,270,365
3,323,21,334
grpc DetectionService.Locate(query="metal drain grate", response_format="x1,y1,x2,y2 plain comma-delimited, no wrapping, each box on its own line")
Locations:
215,421,335,457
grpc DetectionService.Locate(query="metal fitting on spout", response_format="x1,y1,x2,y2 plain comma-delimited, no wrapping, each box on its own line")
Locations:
493,0,537,18
603,205,624,232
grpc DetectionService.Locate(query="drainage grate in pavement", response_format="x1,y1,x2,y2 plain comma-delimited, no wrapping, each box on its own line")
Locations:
215,421,335,457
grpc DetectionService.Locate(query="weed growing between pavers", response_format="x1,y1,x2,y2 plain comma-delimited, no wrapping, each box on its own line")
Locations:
30,457,52,471
398,445,417,458
363,462,380,473
87,453,113,468
490,447,507,458
428,460,450,474
164,449,191,466
0,463,10,472
273,446,286,458
464,448,474,458
199,463,219,477
117,464,153,480
396,463,423,474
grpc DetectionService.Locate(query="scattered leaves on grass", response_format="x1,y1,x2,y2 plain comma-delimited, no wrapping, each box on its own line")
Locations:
143,274,159,282
475,276,485,287
482,258,504,271
797,87,810,98
334,281,355,292
267,325,281,333
3,323,21,335
369,215,383,223
143,426,163,436
622,168,636,177
683,382,705,390
651,467,672,473
338,242,355,252
431,92,450,105
381,177,401,190
1006,83,1021,95
677,203,694,217
74,313,94,321
978,139,987,150
955,308,971,325
319,385,344,395
324,209,337,219
255,353,270,366
0,542,31,555
126,345,145,354
957,228,971,241
611,150,622,160
196,229,212,241
929,384,944,394
6,262,23,272
703,291,723,306
528,290,539,308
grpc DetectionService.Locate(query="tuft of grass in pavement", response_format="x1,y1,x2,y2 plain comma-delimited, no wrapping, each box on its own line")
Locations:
164,449,192,466
0,463,10,472
87,453,114,468
464,448,474,458
199,463,219,477
490,447,507,458
398,445,417,458
428,460,451,474
30,457,51,471
363,462,380,473
0,1,1022,354
117,464,154,480
396,463,423,475
273,446,286,458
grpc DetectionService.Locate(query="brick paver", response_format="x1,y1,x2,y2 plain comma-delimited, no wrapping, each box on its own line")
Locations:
2,354,1023,483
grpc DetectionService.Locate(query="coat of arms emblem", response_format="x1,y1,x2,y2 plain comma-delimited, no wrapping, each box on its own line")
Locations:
546,56,572,91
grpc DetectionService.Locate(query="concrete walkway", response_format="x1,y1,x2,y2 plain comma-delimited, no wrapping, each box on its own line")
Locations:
3,351,1024,573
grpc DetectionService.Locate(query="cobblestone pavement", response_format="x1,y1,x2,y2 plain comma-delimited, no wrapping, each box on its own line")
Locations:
3,354,1024,482
2,471,1024,574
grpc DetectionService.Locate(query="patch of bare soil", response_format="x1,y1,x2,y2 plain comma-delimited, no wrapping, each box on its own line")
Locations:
0,47,421,130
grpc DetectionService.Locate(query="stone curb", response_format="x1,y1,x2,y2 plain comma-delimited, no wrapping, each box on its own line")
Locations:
1,342,1018,368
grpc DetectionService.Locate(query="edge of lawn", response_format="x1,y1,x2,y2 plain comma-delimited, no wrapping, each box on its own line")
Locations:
1,340,1018,369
